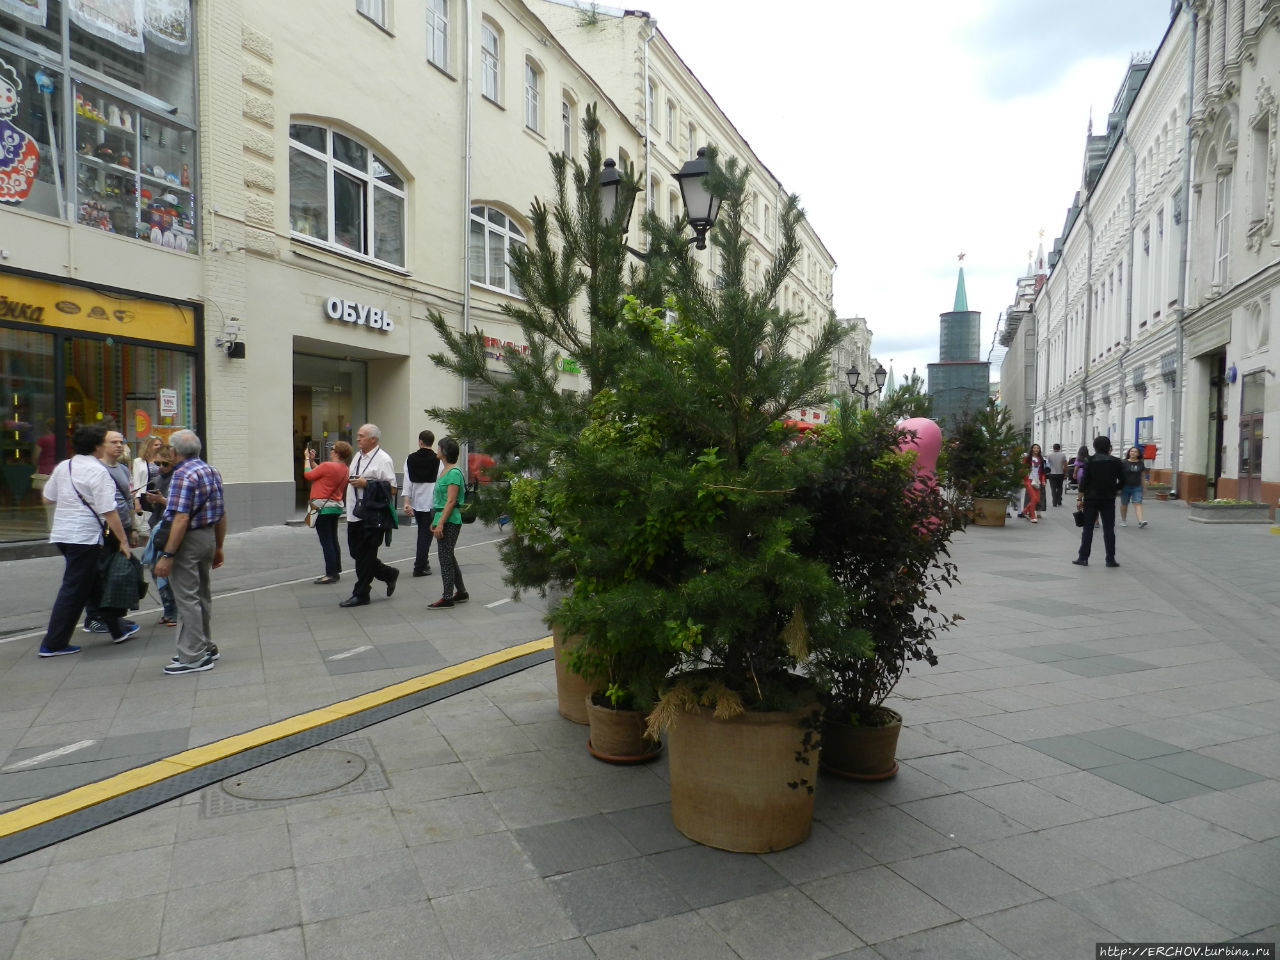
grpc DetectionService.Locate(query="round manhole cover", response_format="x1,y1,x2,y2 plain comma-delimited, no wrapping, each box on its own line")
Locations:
221,748,367,801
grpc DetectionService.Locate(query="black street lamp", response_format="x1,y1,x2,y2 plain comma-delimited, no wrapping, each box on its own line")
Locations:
673,147,722,250
599,146,722,257
846,363,888,410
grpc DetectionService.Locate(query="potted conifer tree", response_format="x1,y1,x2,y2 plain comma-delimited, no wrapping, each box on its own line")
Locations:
945,400,1023,526
427,107,679,723
547,155,843,852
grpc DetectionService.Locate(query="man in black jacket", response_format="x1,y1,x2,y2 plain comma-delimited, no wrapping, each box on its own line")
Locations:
1073,435,1125,568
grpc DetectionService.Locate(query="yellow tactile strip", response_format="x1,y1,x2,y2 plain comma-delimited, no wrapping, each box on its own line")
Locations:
0,636,553,839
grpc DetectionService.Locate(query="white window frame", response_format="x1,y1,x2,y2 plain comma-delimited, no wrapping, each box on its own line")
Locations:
647,80,656,129
666,100,676,144
687,122,696,159
524,60,541,133
561,97,574,155
481,22,500,103
288,123,408,269
426,0,448,70
470,205,527,295
356,0,388,27
1214,169,1232,285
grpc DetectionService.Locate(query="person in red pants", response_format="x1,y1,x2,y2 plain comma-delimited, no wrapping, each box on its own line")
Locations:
1021,443,1047,522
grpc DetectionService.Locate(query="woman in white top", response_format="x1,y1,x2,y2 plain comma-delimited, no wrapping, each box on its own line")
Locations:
132,436,164,522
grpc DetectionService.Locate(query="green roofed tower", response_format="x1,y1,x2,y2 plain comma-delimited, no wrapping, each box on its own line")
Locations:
928,259,990,432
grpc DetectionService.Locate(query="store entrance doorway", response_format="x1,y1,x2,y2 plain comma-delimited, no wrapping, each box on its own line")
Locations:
293,354,366,507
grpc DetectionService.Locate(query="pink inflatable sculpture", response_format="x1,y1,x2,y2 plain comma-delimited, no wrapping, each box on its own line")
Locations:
896,417,943,533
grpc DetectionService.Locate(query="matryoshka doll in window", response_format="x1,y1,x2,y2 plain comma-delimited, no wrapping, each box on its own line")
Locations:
0,58,41,204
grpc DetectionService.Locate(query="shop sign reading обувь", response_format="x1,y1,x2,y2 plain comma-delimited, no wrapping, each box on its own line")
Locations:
324,297,395,332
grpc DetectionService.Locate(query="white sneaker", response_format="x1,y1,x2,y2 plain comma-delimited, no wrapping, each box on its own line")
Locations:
1119,520,1127,526
1139,520,1148,528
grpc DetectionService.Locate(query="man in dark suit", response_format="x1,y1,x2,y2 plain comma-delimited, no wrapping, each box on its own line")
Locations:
1073,435,1125,568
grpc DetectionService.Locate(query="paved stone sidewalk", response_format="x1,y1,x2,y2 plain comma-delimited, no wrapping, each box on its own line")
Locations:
0,499,1278,959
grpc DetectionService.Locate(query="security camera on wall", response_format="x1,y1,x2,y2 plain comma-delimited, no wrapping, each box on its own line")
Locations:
214,317,246,359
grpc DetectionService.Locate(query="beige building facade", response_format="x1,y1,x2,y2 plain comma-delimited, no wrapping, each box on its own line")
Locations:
0,0,638,545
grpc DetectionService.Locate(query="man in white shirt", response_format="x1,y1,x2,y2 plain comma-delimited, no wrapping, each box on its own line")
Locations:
341,423,399,607
402,429,439,577
38,424,134,657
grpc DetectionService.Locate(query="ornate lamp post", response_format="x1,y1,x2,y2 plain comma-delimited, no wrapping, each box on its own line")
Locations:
847,363,888,410
599,147,722,256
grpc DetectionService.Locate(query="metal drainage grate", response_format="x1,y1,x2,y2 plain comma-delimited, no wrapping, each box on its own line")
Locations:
201,737,390,817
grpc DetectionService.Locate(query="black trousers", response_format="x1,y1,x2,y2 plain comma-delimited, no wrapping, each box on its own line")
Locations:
43,543,102,651
347,522,396,600
1077,498,1117,562
413,511,434,573
1048,474,1065,506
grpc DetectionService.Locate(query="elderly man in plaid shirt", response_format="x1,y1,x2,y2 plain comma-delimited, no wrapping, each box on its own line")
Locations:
152,430,227,675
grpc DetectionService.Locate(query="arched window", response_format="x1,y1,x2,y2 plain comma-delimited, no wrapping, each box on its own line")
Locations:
480,20,501,103
524,59,542,132
469,205,526,294
427,0,449,70
1214,167,1232,285
289,122,406,267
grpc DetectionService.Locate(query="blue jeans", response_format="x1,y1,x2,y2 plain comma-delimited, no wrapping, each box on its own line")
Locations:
315,512,342,577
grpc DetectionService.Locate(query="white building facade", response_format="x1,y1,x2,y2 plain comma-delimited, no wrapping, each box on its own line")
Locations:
1029,1,1279,511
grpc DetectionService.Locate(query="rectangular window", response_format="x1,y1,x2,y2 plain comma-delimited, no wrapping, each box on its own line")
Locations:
481,23,499,102
647,80,656,128
426,0,448,69
524,61,539,132
356,0,387,26
666,101,675,144
1214,172,1231,284
687,122,697,159
562,98,573,155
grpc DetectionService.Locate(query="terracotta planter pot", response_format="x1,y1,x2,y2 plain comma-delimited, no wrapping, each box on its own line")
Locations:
971,497,1008,526
553,623,595,725
667,701,821,853
585,697,662,764
820,707,902,781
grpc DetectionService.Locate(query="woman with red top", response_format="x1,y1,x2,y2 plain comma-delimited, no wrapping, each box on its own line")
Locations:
1021,443,1047,523
303,441,352,584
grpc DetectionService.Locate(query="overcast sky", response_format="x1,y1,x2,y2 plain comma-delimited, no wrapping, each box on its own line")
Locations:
645,0,1177,386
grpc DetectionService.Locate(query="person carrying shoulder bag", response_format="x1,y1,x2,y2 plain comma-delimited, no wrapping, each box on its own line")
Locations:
37,424,137,657
303,441,353,584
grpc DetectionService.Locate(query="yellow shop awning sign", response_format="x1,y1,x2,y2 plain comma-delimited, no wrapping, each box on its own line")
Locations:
0,274,196,347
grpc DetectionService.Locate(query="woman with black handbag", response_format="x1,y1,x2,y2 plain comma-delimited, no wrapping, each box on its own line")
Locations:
427,437,468,609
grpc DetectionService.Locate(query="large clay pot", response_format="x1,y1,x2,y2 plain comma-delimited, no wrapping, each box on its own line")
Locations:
553,623,594,724
667,701,821,853
971,497,1008,526
585,697,662,764
820,707,902,781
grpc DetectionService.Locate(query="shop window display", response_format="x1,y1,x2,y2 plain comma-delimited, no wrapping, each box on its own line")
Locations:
73,83,195,248
0,325,56,542
1,0,197,243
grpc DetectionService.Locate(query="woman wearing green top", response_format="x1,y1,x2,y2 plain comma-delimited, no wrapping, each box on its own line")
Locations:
428,437,468,609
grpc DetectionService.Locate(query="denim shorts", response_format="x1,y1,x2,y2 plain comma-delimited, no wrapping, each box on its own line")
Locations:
1121,485,1143,505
